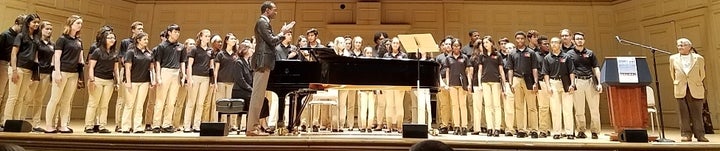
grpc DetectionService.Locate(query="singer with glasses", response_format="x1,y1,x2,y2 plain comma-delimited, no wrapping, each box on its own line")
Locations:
669,38,709,142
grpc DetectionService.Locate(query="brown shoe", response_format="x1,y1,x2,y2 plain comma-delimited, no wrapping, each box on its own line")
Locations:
246,124,269,136
697,137,710,142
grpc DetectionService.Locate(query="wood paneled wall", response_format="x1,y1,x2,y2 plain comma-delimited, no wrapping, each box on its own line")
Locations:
0,0,718,128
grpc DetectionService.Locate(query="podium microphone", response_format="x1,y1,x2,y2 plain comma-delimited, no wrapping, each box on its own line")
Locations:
615,36,621,43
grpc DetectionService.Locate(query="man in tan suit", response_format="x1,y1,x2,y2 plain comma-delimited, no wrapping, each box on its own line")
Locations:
669,38,708,142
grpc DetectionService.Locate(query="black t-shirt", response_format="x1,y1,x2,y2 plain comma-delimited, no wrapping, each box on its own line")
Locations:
188,45,212,77
37,40,54,74
119,38,133,60
541,52,575,92
90,48,118,80
13,33,37,70
567,48,598,77
435,53,449,79
215,50,239,83
153,40,186,69
125,48,153,82
535,50,549,79
479,52,504,83
0,28,19,61
445,53,470,88
55,34,83,73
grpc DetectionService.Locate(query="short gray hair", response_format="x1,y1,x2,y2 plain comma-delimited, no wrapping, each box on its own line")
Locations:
677,38,692,46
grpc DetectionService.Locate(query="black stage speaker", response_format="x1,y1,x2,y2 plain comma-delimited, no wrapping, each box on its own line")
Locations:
200,122,228,136
402,124,428,138
4,120,31,132
620,128,648,142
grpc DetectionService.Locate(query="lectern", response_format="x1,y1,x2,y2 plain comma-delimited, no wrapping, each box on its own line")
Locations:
600,57,652,141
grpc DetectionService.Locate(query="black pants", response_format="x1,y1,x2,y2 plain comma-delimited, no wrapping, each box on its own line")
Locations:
677,87,705,139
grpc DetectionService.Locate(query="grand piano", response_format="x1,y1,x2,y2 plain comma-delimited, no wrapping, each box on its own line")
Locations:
264,47,440,133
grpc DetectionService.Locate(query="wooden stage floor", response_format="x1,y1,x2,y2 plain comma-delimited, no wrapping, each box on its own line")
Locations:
0,121,718,151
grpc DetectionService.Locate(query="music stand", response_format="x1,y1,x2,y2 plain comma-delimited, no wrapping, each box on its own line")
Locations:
398,34,438,127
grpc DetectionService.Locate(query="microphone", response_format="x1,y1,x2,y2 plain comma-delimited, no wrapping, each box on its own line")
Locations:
615,36,621,43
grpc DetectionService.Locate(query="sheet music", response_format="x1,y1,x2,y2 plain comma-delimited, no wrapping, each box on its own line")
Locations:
616,57,638,83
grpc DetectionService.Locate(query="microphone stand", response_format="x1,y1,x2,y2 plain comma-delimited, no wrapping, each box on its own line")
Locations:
616,36,675,142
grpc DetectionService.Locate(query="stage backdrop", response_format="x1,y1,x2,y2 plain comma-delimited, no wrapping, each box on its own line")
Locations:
0,0,717,130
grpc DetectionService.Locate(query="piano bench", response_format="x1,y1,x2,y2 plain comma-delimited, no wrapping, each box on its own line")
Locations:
216,99,246,135
306,97,341,132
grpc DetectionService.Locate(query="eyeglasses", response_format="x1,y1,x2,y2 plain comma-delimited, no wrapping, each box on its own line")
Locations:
574,38,585,40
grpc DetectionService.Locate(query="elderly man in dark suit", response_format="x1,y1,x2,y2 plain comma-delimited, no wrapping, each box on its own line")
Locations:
247,1,295,136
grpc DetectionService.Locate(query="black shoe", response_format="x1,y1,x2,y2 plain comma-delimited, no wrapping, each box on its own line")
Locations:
530,131,539,138
505,132,513,137
516,131,527,138
567,135,575,139
591,133,599,139
460,127,468,136
115,126,121,132
486,130,493,136
152,127,162,133
576,132,587,139
162,126,175,133
193,129,201,133
359,129,366,132
84,128,95,133
230,127,238,132
60,130,73,133
134,131,145,133
480,127,487,133
312,125,319,132
471,131,481,135
439,127,449,134
553,135,561,139
183,129,193,133
539,132,548,138
366,128,372,133
493,130,500,137
99,128,111,133
122,131,131,133
452,127,459,135
145,125,152,131
299,125,307,132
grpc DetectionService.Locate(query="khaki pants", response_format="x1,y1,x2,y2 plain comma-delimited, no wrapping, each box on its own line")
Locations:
144,85,156,125
85,78,115,128
173,84,188,129
45,72,78,129
574,78,600,133
374,91,386,128
384,90,404,127
437,89,452,127
202,84,215,122
0,61,9,121
184,76,210,130
471,86,483,132
358,91,376,129
215,82,235,127
2,68,32,124
482,82,502,130
412,88,432,125
449,87,468,127
115,68,125,128
537,80,551,132
338,90,357,129
512,77,537,132
26,74,51,126
153,68,181,128
122,82,150,131
503,83,515,133
549,80,574,135
247,71,269,131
